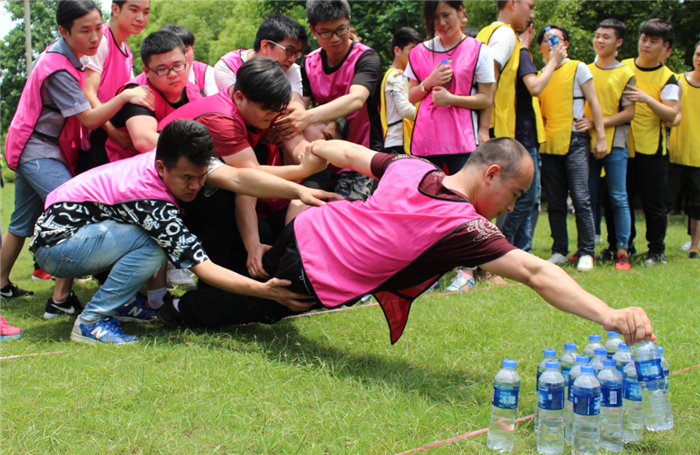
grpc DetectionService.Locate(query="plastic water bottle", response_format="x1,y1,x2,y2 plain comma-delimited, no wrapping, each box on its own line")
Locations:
487,359,521,452
537,361,566,454
658,346,670,391
583,335,605,360
598,359,623,452
612,342,632,374
440,59,453,90
604,332,622,359
544,26,560,47
559,343,578,386
535,348,558,429
622,355,644,442
589,348,608,377
572,365,601,455
633,341,674,431
565,356,590,444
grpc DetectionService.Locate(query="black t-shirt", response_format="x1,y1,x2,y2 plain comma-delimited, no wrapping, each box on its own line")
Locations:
515,49,538,149
301,43,383,152
110,84,191,129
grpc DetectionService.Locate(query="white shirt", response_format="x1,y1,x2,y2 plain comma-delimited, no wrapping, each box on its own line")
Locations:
85,33,134,77
383,69,416,148
572,62,594,130
214,50,304,95
189,63,219,97
486,23,516,70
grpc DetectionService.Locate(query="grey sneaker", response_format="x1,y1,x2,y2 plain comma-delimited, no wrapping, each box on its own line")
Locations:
547,253,569,265
643,253,667,268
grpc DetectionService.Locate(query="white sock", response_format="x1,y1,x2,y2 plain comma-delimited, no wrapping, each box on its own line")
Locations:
147,287,168,310
173,298,181,313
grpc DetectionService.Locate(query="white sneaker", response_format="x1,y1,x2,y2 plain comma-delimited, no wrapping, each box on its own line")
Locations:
681,241,691,251
547,253,568,265
576,255,594,272
166,264,196,288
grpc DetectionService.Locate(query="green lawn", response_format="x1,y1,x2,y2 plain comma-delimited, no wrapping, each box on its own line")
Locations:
1,181,698,454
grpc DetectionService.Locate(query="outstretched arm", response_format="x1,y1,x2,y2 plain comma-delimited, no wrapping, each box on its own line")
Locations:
308,140,378,178
481,249,655,347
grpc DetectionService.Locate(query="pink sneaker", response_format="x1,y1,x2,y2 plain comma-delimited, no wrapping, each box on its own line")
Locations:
0,316,24,340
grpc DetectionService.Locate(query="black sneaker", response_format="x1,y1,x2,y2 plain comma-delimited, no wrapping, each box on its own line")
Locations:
643,252,667,268
43,291,84,319
0,282,34,299
595,248,615,263
690,249,699,259
157,293,186,328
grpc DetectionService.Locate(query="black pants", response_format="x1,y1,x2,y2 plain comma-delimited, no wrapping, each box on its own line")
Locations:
627,152,668,254
74,130,110,175
178,220,323,327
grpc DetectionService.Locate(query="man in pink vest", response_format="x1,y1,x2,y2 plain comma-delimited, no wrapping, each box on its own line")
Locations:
273,0,382,200
1,0,152,312
160,137,655,349
104,30,203,162
76,0,150,174
30,119,336,345
160,24,218,97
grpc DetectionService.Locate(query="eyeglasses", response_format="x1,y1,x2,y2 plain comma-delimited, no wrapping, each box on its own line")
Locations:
268,41,303,60
312,25,350,40
145,61,187,76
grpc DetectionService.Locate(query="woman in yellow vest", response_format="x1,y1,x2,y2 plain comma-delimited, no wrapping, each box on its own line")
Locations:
621,19,680,267
579,19,636,271
667,41,700,259
536,25,607,272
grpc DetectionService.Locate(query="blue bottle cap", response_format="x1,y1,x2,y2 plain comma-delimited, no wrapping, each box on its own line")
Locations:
658,347,664,355
581,365,594,374
603,359,616,367
589,334,602,341
503,359,517,368
607,331,619,337
544,26,552,32
595,348,607,356
576,355,589,363
618,342,629,350
564,343,577,350
544,348,557,357
545,360,560,369
630,354,634,360
441,59,450,64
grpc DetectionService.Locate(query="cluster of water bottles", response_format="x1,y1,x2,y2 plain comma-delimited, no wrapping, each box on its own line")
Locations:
485,333,673,453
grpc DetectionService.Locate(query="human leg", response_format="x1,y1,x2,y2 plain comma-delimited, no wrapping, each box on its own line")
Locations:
564,135,596,258
541,154,570,257
603,147,631,253
635,153,669,257
502,147,540,250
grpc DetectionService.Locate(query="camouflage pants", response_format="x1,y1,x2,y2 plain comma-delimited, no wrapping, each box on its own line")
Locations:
331,171,377,201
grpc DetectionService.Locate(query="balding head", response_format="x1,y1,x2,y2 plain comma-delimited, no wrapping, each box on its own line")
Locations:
464,137,532,180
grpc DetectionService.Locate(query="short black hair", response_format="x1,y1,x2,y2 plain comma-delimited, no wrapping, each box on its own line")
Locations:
464,27,479,39
112,1,126,9
156,119,214,170
306,0,351,27
497,0,510,11
334,118,349,140
253,13,309,52
160,24,195,47
465,137,530,180
597,18,626,41
391,27,423,52
423,1,464,39
233,58,291,112
140,31,186,66
640,18,675,47
537,24,569,46
57,0,100,32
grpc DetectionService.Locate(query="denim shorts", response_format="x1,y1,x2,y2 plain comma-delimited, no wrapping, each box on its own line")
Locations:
8,158,73,238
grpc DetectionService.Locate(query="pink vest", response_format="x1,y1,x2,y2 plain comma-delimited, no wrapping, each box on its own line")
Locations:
409,37,481,156
191,60,208,93
81,23,133,150
295,157,486,343
105,73,203,162
255,145,289,218
219,49,246,78
45,150,177,209
304,42,374,149
4,43,85,173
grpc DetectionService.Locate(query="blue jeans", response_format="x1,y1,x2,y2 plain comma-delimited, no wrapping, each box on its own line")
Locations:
501,147,540,252
589,147,631,250
34,221,166,322
8,158,73,238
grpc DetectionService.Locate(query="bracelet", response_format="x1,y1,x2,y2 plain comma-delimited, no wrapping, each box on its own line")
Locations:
420,81,428,92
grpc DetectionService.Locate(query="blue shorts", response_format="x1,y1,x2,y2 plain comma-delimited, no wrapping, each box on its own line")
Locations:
8,158,73,238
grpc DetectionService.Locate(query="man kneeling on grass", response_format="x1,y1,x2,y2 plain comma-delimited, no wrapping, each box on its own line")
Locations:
160,137,655,347
29,119,336,345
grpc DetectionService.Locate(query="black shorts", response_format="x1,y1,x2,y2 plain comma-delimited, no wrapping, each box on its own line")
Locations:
667,163,700,220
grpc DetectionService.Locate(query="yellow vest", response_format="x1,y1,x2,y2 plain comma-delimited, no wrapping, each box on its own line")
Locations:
584,63,635,153
539,60,580,155
380,67,415,155
669,72,700,167
477,22,520,138
622,58,675,157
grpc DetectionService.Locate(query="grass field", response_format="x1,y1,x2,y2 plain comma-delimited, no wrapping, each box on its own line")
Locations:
1,180,698,454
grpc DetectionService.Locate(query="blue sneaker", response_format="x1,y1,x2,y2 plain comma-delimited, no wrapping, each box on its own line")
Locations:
115,295,158,323
70,317,140,345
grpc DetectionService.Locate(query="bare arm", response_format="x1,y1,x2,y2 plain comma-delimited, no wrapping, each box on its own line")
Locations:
297,85,370,131
481,249,655,346
580,78,607,159
309,140,378,178
432,82,493,110
125,115,159,154
235,193,270,279
74,85,154,131
604,103,635,128
623,84,679,124
222,146,326,181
